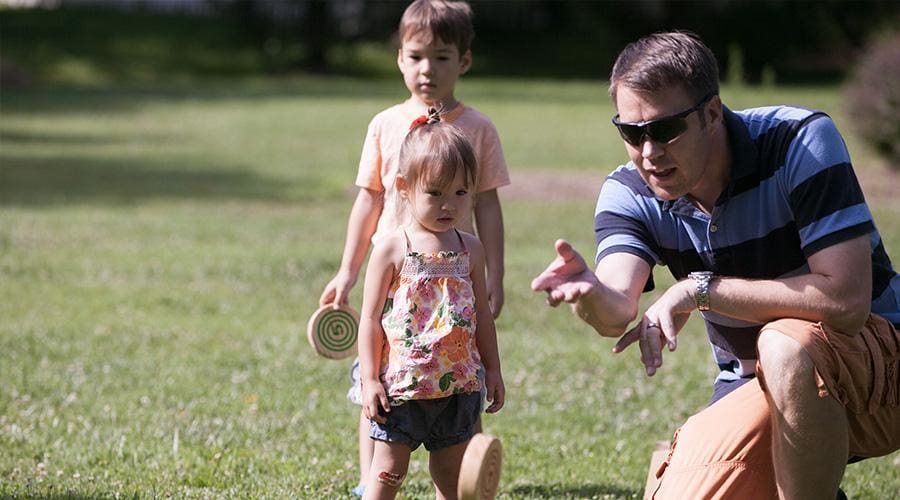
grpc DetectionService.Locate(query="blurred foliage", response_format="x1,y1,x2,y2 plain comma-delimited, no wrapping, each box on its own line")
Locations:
843,32,900,170
1,0,899,87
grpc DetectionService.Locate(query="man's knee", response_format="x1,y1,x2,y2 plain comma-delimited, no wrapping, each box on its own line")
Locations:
757,328,817,402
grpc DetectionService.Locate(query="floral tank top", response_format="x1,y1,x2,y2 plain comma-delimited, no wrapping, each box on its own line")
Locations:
379,230,483,403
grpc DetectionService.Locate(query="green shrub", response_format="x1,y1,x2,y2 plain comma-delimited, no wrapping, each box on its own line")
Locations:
843,33,900,169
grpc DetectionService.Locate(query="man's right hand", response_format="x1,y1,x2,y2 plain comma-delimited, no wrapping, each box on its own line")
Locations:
531,239,600,306
318,271,357,309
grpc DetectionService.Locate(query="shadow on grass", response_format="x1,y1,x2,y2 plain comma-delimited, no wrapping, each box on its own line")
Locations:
0,154,294,207
509,482,641,498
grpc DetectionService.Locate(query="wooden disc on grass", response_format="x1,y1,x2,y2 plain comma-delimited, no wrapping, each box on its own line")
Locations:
458,433,502,500
306,304,359,359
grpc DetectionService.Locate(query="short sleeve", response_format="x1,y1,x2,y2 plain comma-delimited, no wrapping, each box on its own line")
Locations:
474,122,510,193
355,117,385,191
781,114,874,257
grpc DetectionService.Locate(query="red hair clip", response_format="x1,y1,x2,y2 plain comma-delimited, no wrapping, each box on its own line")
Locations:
409,115,429,130
409,106,442,130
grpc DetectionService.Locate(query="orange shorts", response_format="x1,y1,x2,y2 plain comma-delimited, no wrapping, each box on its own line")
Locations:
651,314,900,500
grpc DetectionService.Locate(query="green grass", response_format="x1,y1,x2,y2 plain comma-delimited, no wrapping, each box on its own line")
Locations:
2,77,898,498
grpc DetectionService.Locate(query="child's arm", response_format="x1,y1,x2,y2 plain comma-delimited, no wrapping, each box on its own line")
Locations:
319,188,384,308
357,232,401,424
464,233,505,414
474,189,505,319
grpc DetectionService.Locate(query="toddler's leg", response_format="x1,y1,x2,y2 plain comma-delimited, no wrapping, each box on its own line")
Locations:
364,441,411,500
429,440,469,500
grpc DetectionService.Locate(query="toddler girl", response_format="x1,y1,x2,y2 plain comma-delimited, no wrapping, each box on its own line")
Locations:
357,110,504,500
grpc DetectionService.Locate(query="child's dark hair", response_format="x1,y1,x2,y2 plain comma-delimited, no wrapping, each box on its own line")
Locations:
399,119,477,193
399,0,475,55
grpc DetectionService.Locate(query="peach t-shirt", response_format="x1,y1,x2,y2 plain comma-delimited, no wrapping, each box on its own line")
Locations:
355,100,510,241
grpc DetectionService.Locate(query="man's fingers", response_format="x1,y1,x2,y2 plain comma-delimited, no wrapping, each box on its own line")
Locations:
613,324,641,353
640,323,664,376
659,318,678,351
554,239,578,263
531,264,561,291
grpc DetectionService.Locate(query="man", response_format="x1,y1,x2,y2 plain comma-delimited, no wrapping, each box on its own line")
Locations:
532,31,900,499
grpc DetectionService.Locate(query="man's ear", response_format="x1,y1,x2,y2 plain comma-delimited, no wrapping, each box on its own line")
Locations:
459,50,472,75
706,94,723,126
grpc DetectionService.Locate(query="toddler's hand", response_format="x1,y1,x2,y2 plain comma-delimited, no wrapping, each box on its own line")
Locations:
483,370,505,413
361,380,390,424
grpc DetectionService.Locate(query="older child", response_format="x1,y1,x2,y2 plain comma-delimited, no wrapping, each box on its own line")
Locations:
359,115,504,500
316,1,509,495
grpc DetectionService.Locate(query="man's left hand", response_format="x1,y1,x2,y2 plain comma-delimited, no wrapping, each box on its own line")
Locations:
613,279,695,376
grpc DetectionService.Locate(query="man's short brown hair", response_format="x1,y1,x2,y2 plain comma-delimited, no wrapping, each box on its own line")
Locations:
609,31,719,104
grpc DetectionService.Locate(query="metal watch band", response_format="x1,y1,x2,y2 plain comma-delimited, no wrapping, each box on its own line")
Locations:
689,271,714,311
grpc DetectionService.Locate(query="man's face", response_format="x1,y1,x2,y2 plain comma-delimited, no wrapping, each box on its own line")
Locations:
614,86,716,201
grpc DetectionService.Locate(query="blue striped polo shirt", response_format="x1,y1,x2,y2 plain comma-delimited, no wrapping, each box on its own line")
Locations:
594,106,900,401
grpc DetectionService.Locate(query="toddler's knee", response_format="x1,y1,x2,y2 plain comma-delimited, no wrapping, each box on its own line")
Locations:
376,470,405,487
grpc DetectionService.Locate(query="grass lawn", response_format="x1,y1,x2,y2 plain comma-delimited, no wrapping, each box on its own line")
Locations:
2,76,899,498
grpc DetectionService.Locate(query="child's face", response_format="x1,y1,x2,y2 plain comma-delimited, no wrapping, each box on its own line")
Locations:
402,167,472,234
397,33,471,107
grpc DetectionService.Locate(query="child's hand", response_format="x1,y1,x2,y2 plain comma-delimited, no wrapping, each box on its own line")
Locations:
487,279,504,319
362,380,390,424
483,369,505,413
319,271,357,309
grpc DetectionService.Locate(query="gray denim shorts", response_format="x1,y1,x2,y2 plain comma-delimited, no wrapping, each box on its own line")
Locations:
369,392,482,451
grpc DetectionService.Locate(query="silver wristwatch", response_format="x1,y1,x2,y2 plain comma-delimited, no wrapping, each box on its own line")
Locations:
688,271,714,311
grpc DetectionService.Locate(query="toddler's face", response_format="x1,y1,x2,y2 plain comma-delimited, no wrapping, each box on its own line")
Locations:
405,168,472,235
397,34,471,107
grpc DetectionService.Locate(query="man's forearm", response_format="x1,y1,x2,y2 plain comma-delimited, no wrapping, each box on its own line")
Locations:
574,283,639,337
707,275,870,333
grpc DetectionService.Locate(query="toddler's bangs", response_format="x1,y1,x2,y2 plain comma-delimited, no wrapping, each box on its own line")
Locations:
410,131,477,191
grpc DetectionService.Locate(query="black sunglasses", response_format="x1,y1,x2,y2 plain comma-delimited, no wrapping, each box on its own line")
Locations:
612,93,715,147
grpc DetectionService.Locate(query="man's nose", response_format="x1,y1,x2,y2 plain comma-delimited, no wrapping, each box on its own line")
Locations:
641,137,664,159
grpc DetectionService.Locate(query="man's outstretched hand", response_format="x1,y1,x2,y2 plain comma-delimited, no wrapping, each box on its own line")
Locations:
531,239,600,306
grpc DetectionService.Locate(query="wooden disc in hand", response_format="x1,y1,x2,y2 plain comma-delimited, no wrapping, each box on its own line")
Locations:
458,433,502,500
306,304,359,360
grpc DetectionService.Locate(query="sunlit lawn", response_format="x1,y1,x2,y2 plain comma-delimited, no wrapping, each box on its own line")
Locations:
1,77,898,498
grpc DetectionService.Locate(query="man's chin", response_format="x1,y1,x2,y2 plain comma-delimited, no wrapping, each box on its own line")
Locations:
650,187,680,201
